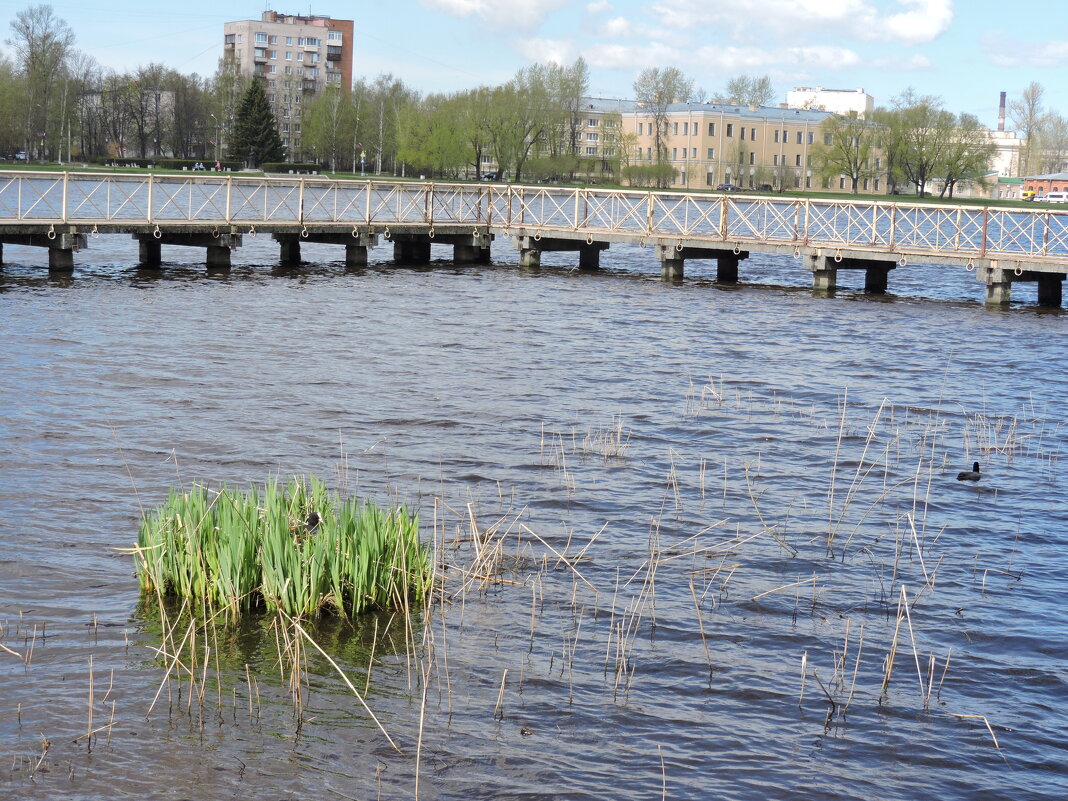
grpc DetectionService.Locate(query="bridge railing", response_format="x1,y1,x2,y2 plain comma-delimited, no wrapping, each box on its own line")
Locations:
3,170,1068,263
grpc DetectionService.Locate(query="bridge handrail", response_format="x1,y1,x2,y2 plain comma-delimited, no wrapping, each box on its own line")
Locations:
2,169,1067,263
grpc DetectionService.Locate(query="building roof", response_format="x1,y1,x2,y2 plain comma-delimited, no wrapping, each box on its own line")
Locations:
1024,172,1068,181
581,97,834,123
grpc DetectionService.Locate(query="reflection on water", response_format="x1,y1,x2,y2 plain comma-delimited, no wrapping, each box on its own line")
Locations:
1,236,1066,800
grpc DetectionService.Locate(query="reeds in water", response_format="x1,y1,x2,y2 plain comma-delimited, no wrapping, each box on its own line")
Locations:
134,476,431,620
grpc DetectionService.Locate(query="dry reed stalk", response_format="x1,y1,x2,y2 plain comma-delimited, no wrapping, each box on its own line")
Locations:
743,468,797,556
520,524,597,593
948,713,1001,748
881,596,905,696
689,580,713,675
936,647,953,699
799,651,807,705
899,586,928,709
86,655,94,750
828,388,849,536
493,668,508,720
751,575,817,602
658,743,667,801
0,642,22,661
414,658,430,801
284,613,402,753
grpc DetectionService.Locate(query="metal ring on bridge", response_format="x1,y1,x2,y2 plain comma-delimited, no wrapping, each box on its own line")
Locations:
249,225,257,237
429,227,435,239
834,249,843,263
639,236,646,248
1015,265,1024,276
732,243,740,255
966,260,975,272
793,247,801,259
352,226,360,238
211,226,219,239
300,225,308,238
898,255,907,267
47,224,56,240
153,225,161,240
587,233,594,245
473,227,480,237
533,230,541,242
676,241,684,252
383,227,391,240
91,225,99,239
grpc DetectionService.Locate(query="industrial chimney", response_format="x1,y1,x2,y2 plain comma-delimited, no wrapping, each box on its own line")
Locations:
998,91,1006,132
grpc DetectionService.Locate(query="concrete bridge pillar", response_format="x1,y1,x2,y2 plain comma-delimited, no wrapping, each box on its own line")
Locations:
345,244,368,266
661,257,684,280
717,255,740,283
578,245,601,271
1037,274,1064,307
808,253,835,292
49,247,75,274
519,247,541,269
981,265,1012,306
864,264,892,294
454,244,488,264
393,238,431,264
206,245,232,270
274,234,301,265
138,239,162,267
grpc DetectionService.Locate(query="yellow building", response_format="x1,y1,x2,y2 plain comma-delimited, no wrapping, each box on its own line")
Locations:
580,99,889,194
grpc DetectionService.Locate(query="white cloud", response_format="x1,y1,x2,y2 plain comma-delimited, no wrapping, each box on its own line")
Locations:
515,37,579,65
586,0,613,13
420,0,569,29
988,39,1068,69
872,53,933,70
649,0,953,46
602,16,635,38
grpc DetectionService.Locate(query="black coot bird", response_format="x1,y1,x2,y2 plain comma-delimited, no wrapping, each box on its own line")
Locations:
956,461,981,481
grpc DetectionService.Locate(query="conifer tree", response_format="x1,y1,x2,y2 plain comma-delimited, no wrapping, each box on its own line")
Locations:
229,79,284,167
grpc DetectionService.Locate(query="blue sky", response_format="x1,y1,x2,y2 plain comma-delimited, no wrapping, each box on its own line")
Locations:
8,1,1068,128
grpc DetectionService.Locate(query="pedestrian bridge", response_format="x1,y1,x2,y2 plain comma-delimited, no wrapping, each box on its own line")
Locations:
1,169,1066,307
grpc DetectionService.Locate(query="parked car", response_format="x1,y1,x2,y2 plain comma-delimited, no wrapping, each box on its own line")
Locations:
1040,191,1068,203
14,151,27,161
715,183,744,192
756,183,774,192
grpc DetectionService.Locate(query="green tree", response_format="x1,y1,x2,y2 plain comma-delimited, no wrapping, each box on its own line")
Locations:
813,112,877,194
303,85,356,171
935,113,996,198
229,78,283,167
6,4,75,160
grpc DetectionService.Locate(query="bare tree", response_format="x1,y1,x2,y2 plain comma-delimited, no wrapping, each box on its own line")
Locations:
1008,81,1044,176
718,74,775,107
632,66,695,186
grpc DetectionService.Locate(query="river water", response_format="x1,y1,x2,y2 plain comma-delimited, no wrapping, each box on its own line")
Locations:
1,237,1066,800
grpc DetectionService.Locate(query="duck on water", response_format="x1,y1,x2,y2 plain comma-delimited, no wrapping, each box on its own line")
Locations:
956,461,981,481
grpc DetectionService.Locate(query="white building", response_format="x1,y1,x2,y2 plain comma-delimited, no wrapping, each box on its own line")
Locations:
786,87,874,118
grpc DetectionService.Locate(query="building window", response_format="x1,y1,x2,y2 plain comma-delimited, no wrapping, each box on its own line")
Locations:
268,93,275,102
692,148,696,158
268,65,276,73
647,147,652,160
286,36,293,45
284,66,291,74
306,37,319,46
794,174,802,188
604,148,615,156
740,127,746,140
269,35,278,44
807,132,814,144
708,122,715,136
673,122,679,135
795,154,802,167
750,128,756,140
588,118,599,127
672,147,678,159
875,157,882,169
328,30,342,40
774,130,780,143
587,132,598,141
863,178,869,190
296,67,303,76
255,32,267,43
749,152,755,165
707,147,714,159
586,147,597,155
824,133,832,146
681,149,686,159
840,176,846,189
726,124,734,137
224,33,235,44
637,122,643,135
285,51,292,60
875,178,881,191
682,122,688,135
796,132,803,144
269,50,277,59
805,176,812,188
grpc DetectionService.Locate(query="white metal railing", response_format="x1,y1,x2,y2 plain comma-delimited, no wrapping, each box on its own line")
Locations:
3,170,1068,264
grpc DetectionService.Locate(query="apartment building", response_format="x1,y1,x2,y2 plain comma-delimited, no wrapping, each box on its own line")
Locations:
575,100,889,194
785,87,874,118
223,11,354,155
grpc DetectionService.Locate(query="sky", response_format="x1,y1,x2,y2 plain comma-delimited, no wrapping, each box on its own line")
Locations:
6,1,1068,129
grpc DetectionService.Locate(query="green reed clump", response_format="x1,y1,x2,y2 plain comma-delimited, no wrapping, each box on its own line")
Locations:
135,476,431,619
